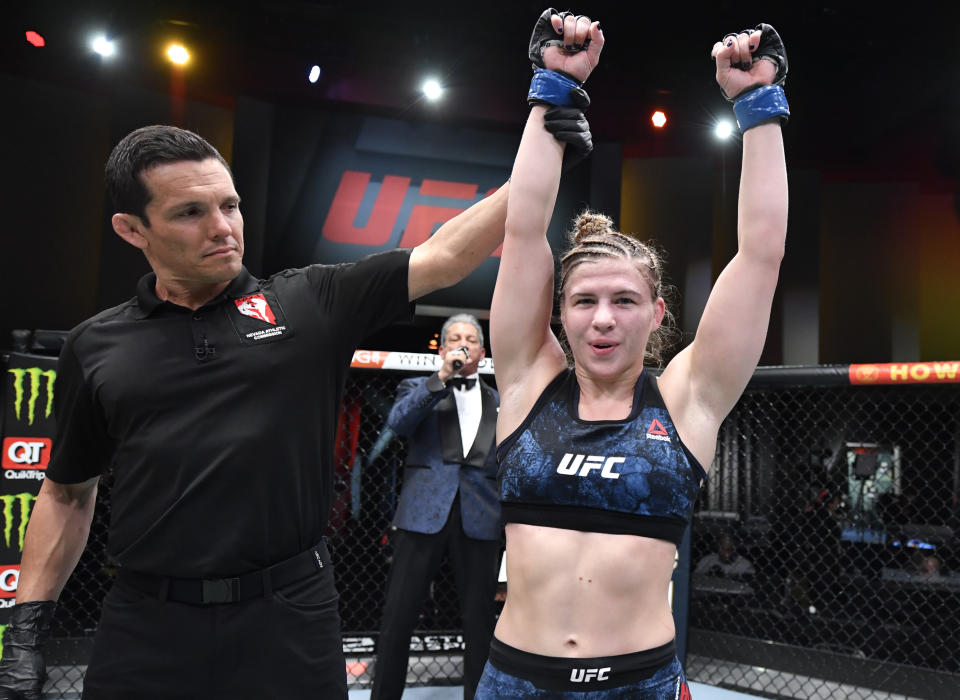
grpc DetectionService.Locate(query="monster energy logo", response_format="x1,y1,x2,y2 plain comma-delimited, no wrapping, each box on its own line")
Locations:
0,493,36,552
7,368,56,426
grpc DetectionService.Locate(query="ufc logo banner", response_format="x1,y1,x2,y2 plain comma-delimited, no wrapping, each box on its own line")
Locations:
268,112,583,310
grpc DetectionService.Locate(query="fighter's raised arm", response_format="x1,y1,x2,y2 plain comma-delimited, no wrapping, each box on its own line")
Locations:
491,9,604,438
406,18,597,302
660,23,789,465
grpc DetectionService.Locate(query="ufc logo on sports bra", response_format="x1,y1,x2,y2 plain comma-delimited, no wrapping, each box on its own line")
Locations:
570,667,611,682
556,454,624,480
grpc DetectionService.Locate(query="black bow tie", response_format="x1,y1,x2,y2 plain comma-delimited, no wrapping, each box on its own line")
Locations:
448,377,477,391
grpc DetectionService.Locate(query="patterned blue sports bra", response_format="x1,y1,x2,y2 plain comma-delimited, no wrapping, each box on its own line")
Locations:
497,369,707,546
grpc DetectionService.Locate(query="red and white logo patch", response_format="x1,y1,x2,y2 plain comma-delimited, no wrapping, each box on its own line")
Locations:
646,418,671,442
0,566,20,598
2,437,52,469
235,294,276,325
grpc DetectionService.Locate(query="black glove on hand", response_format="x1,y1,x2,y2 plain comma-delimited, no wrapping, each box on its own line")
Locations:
0,601,57,700
749,23,788,86
528,8,584,69
543,107,593,170
722,23,788,101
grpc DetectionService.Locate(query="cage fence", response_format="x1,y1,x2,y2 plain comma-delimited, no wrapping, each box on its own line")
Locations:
5,356,959,699
685,375,960,700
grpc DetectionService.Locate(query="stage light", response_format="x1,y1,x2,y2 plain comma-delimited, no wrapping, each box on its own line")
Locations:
25,31,45,48
422,78,443,101
715,121,733,139
651,110,667,128
167,44,189,65
91,35,115,58
308,65,321,83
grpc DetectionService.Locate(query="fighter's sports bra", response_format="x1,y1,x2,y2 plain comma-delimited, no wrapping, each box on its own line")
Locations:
497,369,707,546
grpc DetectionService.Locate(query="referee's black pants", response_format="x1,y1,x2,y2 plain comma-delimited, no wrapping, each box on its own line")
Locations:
371,496,500,700
81,553,346,699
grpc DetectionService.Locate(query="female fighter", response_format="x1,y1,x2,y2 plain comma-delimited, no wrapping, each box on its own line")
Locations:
476,9,789,698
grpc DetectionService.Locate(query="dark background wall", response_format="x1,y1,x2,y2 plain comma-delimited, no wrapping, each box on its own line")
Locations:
3,2,959,363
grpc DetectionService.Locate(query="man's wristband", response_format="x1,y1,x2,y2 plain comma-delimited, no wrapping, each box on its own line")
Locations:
733,85,789,132
528,68,582,108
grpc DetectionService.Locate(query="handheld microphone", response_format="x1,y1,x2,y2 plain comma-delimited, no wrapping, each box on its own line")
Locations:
451,346,468,371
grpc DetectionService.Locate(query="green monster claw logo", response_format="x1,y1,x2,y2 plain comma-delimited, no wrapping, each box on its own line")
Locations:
0,493,37,552
0,623,6,659
7,368,57,426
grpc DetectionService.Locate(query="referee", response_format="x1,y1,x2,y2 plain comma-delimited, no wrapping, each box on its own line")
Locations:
0,110,591,699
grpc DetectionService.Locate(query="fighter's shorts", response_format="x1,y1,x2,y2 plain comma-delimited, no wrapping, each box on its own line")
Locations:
474,636,692,699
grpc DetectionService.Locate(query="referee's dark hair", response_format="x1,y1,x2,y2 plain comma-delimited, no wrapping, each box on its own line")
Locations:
105,125,233,225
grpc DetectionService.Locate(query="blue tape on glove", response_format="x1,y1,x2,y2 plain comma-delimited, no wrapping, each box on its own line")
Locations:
528,68,581,107
733,85,790,132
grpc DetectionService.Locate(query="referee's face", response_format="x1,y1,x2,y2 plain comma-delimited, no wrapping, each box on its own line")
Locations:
137,158,244,287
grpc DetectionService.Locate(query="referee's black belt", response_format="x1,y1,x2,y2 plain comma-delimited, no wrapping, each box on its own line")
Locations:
115,539,331,605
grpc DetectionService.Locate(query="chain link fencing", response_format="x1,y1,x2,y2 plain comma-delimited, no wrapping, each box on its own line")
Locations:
685,369,960,699
5,353,959,699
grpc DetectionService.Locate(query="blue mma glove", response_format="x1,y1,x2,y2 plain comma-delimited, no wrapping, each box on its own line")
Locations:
527,8,591,108
721,23,790,130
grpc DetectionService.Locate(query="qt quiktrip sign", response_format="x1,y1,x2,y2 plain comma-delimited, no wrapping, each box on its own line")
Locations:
1,353,58,609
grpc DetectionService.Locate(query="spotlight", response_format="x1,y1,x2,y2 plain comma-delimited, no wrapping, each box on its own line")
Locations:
422,78,443,101
715,121,734,139
91,35,115,58
651,110,667,128
308,65,322,83
25,31,45,48
167,44,189,65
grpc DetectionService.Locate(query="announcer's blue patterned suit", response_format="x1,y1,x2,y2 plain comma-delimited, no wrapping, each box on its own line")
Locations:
372,371,501,700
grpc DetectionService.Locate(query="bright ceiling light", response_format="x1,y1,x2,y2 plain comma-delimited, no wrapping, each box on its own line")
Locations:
167,44,189,65
308,65,321,83
91,35,115,57
651,110,667,128
715,121,734,139
422,78,443,101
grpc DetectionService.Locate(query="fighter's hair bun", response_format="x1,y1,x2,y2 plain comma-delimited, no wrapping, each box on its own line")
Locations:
572,211,614,243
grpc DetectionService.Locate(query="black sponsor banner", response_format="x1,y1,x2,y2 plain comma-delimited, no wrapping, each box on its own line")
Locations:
0,353,58,612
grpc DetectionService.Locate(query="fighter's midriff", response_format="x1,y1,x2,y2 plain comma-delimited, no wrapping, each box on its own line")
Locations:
494,523,678,657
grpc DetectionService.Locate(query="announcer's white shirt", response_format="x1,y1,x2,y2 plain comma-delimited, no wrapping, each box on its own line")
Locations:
452,374,482,458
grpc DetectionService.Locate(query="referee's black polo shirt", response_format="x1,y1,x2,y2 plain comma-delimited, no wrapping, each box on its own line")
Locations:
47,249,413,578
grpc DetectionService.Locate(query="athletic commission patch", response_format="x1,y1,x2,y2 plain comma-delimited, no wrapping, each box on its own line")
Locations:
235,293,276,324
228,290,294,345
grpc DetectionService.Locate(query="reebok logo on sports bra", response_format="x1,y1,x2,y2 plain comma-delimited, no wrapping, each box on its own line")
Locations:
646,418,670,441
